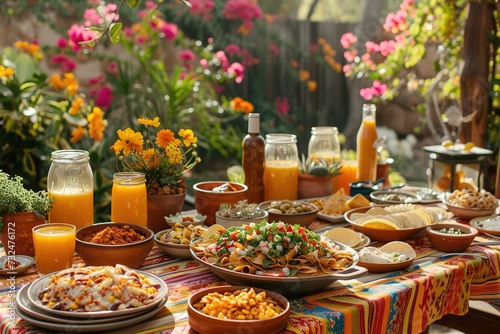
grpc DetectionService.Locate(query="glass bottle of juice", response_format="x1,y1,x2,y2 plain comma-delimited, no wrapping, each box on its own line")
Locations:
48,150,94,229
308,126,341,164
356,104,378,181
242,113,265,203
263,134,299,200
111,172,147,226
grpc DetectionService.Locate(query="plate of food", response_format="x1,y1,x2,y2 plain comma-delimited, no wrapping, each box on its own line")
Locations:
27,264,168,318
345,204,449,242
369,190,421,205
0,255,34,275
154,223,207,258
470,215,500,236
321,227,371,250
190,221,367,296
306,189,371,224
357,241,416,273
396,186,443,204
164,212,207,227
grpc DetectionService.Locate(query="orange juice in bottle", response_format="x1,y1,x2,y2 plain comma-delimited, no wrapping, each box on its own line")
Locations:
48,150,94,229
264,134,299,200
111,172,147,226
356,104,378,181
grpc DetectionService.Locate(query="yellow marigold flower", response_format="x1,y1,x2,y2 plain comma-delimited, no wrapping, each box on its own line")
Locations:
290,60,299,68
318,37,326,45
87,107,106,141
307,80,317,92
27,43,41,56
298,70,310,82
230,97,244,111
178,129,198,147
138,116,160,127
0,65,15,78
112,128,143,155
14,41,29,50
165,142,183,165
156,129,175,148
70,126,85,143
240,101,254,114
48,74,65,91
69,97,84,115
63,72,79,95
141,148,159,168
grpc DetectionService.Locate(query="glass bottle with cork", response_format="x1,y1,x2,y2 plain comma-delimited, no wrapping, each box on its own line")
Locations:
242,113,265,203
356,104,378,181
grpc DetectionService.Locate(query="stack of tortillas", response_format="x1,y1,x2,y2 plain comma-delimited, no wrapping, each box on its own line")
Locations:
349,204,447,230
322,227,364,248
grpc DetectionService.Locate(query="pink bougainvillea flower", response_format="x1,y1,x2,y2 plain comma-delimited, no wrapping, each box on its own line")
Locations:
225,43,241,56
372,80,387,95
67,24,97,51
227,62,244,83
223,0,263,34
360,87,374,101
215,50,229,70
340,32,358,49
57,38,68,49
199,58,209,69
343,50,357,62
89,74,105,85
365,41,379,53
179,50,196,62
94,86,114,109
379,40,396,56
160,22,178,41
269,43,280,57
107,61,118,76
275,96,290,116
189,0,215,20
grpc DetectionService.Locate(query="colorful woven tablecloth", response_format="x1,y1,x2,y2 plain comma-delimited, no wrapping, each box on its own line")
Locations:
1,229,499,334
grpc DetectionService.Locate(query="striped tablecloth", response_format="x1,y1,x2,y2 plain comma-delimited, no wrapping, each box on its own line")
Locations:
1,225,499,334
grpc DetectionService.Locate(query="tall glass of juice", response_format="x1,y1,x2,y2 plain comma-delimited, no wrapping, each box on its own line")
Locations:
33,223,76,275
111,172,148,226
264,134,299,200
48,150,94,229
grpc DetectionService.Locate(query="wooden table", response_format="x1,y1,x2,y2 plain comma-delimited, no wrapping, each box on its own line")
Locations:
1,219,499,333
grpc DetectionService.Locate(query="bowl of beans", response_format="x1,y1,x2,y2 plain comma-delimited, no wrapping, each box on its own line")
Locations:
75,223,154,269
425,222,478,252
187,285,290,334
258,200,318,227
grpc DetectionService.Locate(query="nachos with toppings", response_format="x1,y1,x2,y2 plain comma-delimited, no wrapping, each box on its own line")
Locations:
191,221,355,277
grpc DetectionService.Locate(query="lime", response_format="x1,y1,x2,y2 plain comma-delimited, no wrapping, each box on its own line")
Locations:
442,140,454,148
464,142,475,152
227,165,245,183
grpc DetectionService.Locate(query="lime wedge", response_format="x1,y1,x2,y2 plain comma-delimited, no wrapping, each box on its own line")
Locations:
227,165,245,183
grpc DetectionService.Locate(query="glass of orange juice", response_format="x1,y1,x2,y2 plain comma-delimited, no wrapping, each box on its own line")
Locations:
332,160,359,194
32,223,76,275
264,134,299,200
111,172,148,226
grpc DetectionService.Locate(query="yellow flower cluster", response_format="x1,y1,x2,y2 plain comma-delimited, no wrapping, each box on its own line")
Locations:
230,97,254,114
111,117,201,189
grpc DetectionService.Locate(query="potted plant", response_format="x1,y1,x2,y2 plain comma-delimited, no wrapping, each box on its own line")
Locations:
0,171,54,256
298,155,342,199
111,116,201,233
215,200,268,228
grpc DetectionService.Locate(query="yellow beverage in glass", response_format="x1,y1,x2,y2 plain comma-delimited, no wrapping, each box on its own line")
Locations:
263,161,299,200
332,161,359,195
111,172,147,226
49,191,94,229
32,223,76,275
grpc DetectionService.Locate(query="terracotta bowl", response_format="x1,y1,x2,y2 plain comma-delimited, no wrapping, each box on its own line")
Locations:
426,222,478,252
443,201,498,220
154,229,192,259
215,209,269,228
188,285,290,334
258,200,318,227
193,181,248,226
75,223,154,269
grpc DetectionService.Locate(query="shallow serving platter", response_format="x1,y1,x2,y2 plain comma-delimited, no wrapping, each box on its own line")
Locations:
357,257,416,273
443,200,498,220
470,215,500,236
155,229,192,259
164,212,207,227
27,270,168,319
304,196,350,224
189,241,367,297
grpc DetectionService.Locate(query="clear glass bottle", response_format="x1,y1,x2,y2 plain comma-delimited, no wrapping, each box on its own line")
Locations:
242,113,265,203
356,104,378,181
47,150,94,229
308,126,341,163
111,172,147,226
263,134,299,200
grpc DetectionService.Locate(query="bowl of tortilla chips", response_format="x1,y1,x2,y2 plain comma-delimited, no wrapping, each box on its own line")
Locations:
345,204,448,242
190,221,367,296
